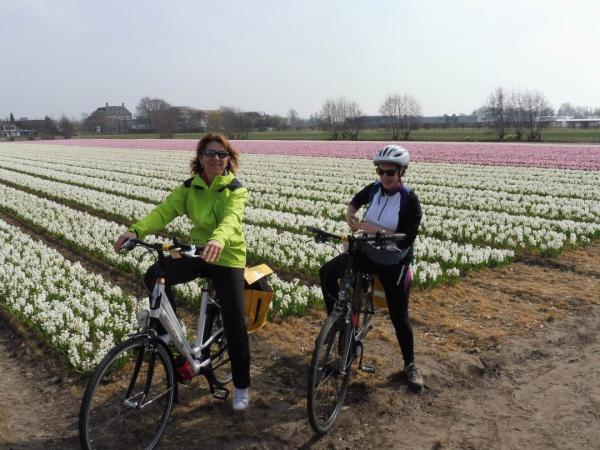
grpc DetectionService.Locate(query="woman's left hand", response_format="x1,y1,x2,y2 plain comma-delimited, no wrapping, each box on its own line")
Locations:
202,240,224,263
351,222,385,234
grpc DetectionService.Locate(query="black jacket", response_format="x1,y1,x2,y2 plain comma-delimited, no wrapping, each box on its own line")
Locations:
350,182,422,252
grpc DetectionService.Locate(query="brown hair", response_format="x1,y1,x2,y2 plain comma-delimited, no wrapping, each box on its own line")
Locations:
190,133,240,175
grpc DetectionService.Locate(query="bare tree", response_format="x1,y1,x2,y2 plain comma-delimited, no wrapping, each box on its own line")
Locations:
557,102,576,117
219,106,251,139
484,87,509,140
287,109,300,129
379,93,422,140
41,116,59,139
136,97,177,136
522,90,553,141
506,90,527,141
206,111,224,132
318,97,363,140
58,115,75,139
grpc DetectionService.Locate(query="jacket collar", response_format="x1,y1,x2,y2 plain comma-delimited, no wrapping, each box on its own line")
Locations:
191,171,235,190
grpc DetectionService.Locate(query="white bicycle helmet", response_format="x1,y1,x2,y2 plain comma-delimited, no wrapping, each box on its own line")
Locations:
373,145,410,167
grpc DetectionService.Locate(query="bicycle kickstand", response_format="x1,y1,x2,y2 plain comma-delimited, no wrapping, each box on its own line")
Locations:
356,341,375,373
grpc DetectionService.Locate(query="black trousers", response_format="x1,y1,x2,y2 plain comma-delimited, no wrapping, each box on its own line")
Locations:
144,257,250,389
319,253,415,365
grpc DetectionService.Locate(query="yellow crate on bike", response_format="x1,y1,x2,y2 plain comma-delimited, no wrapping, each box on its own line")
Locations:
243,263,274,333
372,276,388,310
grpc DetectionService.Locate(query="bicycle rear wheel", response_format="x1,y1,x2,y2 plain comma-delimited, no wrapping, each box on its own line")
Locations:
307,310,352,434
79,335,176,450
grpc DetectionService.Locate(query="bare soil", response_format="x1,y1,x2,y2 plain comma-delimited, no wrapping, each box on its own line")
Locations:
0,215,598,449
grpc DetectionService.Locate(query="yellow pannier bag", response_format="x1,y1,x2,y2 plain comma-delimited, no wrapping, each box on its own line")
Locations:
243,264,274,333
371,276,388,310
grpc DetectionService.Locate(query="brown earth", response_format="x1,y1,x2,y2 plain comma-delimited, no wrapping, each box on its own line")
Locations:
0,212,598,449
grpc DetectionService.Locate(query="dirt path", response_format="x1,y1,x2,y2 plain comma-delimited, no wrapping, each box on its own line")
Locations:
0,236,598,449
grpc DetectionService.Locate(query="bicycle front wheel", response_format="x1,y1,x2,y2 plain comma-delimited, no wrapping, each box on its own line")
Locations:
204,307,232,386
79,335,176,450
307,310,352,434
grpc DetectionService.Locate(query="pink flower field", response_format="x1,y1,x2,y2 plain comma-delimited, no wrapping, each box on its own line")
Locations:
35,139,600,170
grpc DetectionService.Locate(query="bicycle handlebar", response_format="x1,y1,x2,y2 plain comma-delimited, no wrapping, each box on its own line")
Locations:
122,237,204,258
306,226,406,245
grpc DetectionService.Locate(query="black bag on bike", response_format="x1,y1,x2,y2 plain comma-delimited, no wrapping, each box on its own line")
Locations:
360,241,409,266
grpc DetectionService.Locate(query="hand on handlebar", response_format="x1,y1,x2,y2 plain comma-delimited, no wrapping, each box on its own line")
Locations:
349,221,383,234
114,231,137,252
202,240,223,263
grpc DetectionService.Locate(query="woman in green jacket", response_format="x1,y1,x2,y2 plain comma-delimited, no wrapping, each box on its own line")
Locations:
114,133,251,411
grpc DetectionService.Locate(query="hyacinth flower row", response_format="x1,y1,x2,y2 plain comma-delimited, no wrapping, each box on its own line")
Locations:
1,144,597,260
0,161,597,257
0,170,514,282
0,218,138,371
0,181,463,289
4,156,599,225
5,143,600,192
13,139,600,171
4,148,600,225
4,145,600,201
0,183,325,316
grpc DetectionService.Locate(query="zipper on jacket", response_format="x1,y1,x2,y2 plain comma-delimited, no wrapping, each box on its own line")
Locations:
377,194,390,221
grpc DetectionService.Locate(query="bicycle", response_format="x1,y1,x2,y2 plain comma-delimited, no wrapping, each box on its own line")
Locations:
79,238,257,450
306,226,406,435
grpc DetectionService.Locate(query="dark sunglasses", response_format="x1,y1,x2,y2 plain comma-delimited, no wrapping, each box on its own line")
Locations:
376,167,398,177
202,149,229,159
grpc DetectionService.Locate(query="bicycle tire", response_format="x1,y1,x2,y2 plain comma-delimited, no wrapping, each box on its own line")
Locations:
79,335,176,450
204,307,232,386
307,310,352,434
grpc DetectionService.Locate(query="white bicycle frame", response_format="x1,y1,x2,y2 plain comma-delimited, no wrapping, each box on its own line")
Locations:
148,276,224,375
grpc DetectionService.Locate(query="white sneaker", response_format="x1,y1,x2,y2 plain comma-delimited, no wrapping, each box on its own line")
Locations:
232,387,250,411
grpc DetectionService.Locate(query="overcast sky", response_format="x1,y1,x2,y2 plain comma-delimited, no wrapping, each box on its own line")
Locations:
1,0,599,120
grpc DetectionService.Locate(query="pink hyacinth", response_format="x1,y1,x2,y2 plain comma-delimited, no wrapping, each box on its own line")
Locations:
30,139,600,171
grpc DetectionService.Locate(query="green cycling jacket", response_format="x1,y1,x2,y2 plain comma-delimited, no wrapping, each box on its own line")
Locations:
129,172,247,268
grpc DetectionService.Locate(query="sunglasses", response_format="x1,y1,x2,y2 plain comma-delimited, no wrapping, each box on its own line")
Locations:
376,167,398,177
202,149,229,159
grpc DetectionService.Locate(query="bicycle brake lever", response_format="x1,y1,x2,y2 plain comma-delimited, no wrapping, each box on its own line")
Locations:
181,244,204,258
122,238,137,251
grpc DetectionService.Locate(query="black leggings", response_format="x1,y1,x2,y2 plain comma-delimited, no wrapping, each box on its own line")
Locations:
144,257,250,389
319,254,415,365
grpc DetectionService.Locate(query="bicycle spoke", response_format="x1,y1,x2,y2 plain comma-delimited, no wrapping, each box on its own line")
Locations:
308,313,351,434
80,337,175,450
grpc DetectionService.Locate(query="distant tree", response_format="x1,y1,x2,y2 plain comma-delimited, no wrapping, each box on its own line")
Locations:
522,90,553,141
593,107,600,116
557,102,576,117
268,114,286,130
58,115,75,139
379,93,422,140
287,109,300,129
557,103,593,118
506,90,527,140
41,116,59,139
484,87,509,140
135,97,177,136
318,97,363,140
9,113,15,123
219,106,251,139
206,111,224,132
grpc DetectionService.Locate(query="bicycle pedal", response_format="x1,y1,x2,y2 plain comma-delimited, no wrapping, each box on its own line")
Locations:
360,364,376,373
213,388,229,400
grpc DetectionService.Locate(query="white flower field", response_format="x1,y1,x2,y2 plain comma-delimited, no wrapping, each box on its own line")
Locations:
0,141,599,370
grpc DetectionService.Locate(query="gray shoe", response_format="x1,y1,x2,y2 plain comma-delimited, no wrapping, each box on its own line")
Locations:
404,362,424,391
232,387,250,411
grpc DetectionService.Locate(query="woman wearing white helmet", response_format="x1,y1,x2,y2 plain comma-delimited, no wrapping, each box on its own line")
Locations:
319,144,424,390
